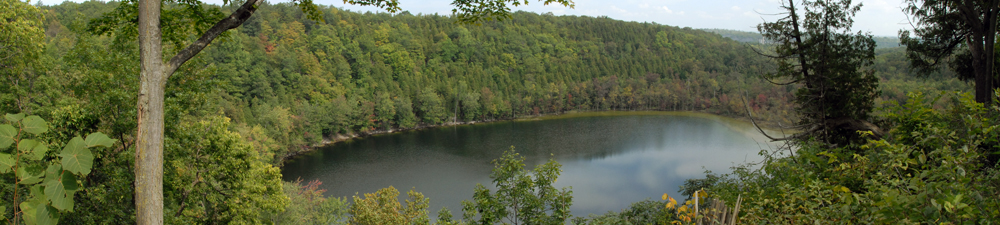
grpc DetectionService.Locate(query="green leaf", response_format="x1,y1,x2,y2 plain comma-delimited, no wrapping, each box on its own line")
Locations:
62,170,79,191
21,186,48,224
60,137,93,175
20,200,38,224
21,115,48,135
44,164,61,184
0,153,13,173
84,132,116,148
18,139,48,160
35,205,59,225
0,124,15,149
5,113,24,122
18,164,44,184
45,172,74,212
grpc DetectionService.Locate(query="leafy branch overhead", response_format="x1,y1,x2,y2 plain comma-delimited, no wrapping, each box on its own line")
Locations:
0,113,117,224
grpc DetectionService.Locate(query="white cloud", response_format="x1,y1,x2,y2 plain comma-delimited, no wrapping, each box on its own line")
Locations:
612,5,629,13
662,6,673,14
639,3,650,9
731,6,741,11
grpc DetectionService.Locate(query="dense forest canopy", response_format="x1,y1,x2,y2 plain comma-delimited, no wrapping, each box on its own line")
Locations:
0,0,986,223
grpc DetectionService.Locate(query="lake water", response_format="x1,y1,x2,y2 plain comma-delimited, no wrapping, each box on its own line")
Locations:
281,111,782,217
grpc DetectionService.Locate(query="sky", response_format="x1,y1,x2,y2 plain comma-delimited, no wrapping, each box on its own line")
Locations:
40,0,914,37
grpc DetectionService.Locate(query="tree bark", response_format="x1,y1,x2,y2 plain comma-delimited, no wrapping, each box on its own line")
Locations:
135,0,262,223
979,0,997,107
955,0,998,106
136,0,165,223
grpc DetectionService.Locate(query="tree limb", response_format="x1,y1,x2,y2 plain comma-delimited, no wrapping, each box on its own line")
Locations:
742,96,816,142
164,0,262,78
174,169,204,217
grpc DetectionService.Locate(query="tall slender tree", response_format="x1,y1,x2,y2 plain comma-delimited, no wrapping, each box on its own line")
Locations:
900,0,999,107
96,0,573,223
756,0,879,146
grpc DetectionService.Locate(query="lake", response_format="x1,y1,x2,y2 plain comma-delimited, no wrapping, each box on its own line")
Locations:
280,111,783,217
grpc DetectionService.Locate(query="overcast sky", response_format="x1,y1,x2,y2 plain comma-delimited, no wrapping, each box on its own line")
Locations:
42,0,913,37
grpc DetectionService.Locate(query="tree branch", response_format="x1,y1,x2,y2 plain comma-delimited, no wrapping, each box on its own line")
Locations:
742,96,815,142
164,0,262,78
174,170,204,217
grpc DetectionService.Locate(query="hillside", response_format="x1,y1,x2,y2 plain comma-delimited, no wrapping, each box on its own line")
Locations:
0,1,975,223
30,1,970,163
702,28,902,48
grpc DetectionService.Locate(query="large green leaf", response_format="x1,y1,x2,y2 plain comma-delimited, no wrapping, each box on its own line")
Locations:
21,115,48,135
20,200,37,224
5,113,24,122
17,164,44,184
0,153,13,173
18,139,48,160
35,204,59,225
43,164,61,184
45,171,74,212
21,186,49,225
0,124,15,149
60,137,93,175
84,132,116,147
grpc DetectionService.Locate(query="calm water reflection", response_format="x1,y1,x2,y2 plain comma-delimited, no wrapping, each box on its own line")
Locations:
281,112,779,217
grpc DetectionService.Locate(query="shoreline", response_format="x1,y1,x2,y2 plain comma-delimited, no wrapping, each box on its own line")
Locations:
279,109,791,165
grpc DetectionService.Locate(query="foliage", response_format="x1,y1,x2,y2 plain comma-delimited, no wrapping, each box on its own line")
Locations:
0,113,116,224
571,199,672,225
349,186,430,225
661,191,708,224
694,92,1000,224
417,87,448,124
0,0,46,113
757,0,879,146
267,179,350,225
899,0,999,105
163,116,288,224
460,148,572,225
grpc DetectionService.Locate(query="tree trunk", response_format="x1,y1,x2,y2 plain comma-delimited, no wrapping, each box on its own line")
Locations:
136,0,165,223
979,0,998,107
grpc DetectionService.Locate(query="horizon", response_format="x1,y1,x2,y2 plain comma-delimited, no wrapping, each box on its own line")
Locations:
36,0,912,37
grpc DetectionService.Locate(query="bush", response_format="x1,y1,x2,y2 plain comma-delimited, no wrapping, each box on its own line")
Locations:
267,179,349,225
691,92,1000,224
461,148,573,225
349,186,430,225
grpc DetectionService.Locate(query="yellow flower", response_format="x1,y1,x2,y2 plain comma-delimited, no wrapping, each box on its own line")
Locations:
662,193,669,201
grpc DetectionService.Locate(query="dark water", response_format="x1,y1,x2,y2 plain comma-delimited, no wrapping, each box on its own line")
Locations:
281,112,779,217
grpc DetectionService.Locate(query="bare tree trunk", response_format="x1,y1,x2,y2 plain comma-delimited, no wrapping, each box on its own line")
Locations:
136,0,165,223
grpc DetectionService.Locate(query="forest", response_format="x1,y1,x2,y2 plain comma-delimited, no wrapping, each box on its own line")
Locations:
0,0,994,224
